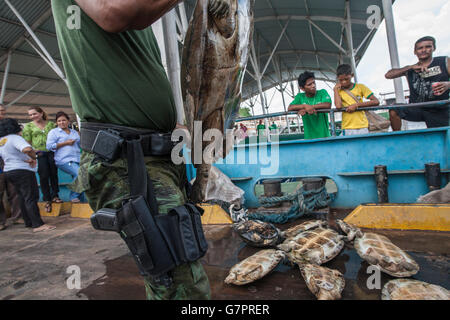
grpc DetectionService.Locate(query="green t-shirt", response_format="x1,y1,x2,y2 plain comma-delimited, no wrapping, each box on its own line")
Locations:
256,124,266,135
290,89,332,139
51,0,177,131
22,121,56,151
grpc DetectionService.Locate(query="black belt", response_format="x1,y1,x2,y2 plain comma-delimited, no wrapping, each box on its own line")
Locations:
80,122,175,160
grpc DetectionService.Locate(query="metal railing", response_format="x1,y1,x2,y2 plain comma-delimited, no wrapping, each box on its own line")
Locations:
235,100,450,137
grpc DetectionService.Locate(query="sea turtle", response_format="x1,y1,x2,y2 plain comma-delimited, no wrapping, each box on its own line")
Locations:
354,232,419,277
181,0,254,202
300,264,345,300
233,219,282,247
224,249,285,285
336,219,364,242
280,220,327,239
277,227,345,265
382,279,450,300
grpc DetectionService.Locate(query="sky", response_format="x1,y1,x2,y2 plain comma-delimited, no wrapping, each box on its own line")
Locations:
248,0,450,115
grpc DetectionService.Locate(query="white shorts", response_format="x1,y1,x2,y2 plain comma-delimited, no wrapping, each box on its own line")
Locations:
344,128,369,136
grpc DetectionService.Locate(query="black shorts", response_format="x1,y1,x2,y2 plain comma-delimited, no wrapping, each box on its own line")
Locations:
395,106,449,128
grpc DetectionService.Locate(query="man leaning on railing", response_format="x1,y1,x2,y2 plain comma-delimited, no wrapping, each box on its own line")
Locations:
386,36,450,130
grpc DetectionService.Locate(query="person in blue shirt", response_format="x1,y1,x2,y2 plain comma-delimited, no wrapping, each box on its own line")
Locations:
46,112,83,202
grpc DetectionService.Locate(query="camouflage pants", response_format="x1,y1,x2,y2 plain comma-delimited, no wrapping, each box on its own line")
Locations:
72,151,211,300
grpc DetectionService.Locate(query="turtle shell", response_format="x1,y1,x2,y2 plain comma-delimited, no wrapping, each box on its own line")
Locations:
300,264,345,300
224,249,285,285
382,279,450,300
281,220,326,239
277,227,345,265
233,219,282,247
354,233,419,277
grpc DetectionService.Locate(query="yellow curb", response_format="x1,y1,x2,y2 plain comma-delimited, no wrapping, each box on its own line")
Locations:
344,203,450,231
70,203,94,219
39,202,72,217
197,203,233,225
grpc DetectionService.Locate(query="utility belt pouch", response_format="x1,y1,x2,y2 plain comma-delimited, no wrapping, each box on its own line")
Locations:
165,203,208,262
91,130,124,161
148,133,176,156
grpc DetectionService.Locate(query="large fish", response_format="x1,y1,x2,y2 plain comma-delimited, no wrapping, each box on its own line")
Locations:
181,0,254,203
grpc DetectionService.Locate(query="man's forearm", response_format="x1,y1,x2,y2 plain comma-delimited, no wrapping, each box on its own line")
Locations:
334,93,343,109
75,0,183,33
385,65,411,79
314,103,331,110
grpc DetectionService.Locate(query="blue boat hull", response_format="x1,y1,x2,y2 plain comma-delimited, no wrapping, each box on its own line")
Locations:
187,127,450,208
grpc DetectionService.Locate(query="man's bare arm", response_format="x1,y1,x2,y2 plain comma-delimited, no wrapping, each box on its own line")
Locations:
74,0,183,33
385,65,412,79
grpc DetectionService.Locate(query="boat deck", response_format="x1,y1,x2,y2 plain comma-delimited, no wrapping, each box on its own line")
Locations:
0,211,448,300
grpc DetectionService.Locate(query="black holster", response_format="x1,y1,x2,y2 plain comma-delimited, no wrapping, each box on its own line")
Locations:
86,125,208,287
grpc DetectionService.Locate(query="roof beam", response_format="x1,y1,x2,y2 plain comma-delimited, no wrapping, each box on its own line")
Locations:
5,81,40,108
0,17,56,38
0,71,61,83
0,7,53,66
260,49,340,59
2,101,72,109
255,15,367,25
0,47,63,64
2,87,69,98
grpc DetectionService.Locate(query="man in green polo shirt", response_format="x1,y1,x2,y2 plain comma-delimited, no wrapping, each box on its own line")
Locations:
288,71,332,139
51,0,229,300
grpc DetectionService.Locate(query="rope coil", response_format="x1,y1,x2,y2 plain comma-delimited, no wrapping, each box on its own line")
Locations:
248,186,335,224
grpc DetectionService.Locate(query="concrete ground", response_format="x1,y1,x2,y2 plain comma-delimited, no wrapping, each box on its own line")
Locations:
1,212,449,300
0,215,129,300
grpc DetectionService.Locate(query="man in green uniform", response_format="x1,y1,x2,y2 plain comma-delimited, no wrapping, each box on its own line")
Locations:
288,71,332,139
269,121,278,132
51,0,228,300
256,120,266,136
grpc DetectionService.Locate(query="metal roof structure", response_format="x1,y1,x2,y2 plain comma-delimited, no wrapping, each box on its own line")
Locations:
0,0,396,122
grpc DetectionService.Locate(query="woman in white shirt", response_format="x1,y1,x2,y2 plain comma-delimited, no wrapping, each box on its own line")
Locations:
0,118,56,233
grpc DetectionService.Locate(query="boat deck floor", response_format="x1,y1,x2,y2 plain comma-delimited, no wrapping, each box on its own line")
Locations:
0,210,448,300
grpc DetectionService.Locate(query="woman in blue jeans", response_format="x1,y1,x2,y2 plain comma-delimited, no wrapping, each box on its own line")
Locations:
46,112,83,202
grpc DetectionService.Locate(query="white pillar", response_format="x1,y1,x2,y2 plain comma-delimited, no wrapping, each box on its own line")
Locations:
0,51,12,105
382,0,406,103
345,0,358,82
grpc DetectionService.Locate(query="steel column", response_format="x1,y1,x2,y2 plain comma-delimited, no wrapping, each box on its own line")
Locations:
345,0,358,82
382,0,406,103
0,51,12,105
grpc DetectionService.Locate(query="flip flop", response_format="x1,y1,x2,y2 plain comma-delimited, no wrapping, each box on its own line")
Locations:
33,224,56,233
45,201,52,213
52,197,63,203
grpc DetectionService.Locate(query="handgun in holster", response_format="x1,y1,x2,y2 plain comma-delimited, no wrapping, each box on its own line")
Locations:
87,128,208,288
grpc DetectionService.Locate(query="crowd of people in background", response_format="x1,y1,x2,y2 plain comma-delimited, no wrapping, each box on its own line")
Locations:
0,106,82,233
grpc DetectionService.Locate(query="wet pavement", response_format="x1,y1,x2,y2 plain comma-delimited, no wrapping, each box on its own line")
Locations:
1,211,449,300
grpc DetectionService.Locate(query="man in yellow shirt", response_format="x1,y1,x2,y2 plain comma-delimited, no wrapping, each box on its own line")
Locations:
334,64,380,135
